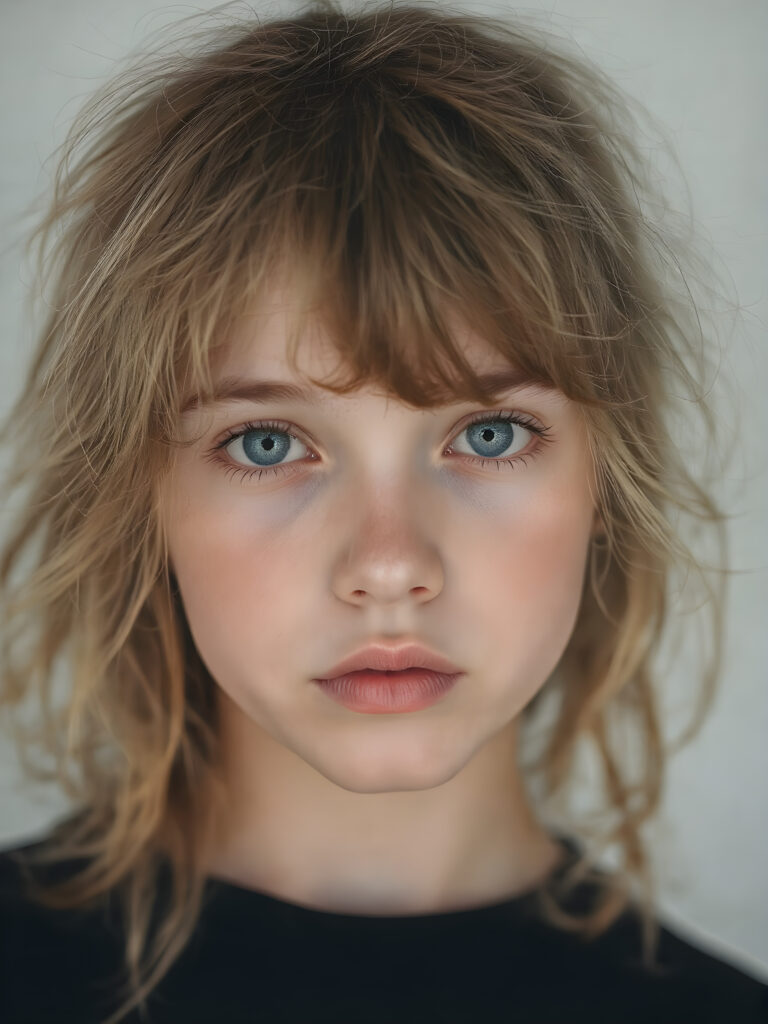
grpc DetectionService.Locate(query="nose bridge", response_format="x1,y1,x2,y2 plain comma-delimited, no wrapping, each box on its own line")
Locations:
347,432,433,514
342,396,433,469
322,398,447,533
350,470,422,541
332,426,430,526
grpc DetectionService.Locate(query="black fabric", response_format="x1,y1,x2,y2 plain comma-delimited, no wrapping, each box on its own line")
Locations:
2,826,767,1023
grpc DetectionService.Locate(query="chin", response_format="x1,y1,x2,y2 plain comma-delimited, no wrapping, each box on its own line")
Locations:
308,743,468,795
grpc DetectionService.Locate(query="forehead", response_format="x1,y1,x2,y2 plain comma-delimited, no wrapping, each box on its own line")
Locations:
205,298,558,404
177,263,578,420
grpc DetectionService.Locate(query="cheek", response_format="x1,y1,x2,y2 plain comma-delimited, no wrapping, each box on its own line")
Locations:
462,477,593,676
507,495,591,592
162,479,304,676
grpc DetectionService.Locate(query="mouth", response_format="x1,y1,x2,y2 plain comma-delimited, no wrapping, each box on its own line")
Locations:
313,666,462,714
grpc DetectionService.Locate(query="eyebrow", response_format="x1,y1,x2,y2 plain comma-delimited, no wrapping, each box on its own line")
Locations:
180,368,552,414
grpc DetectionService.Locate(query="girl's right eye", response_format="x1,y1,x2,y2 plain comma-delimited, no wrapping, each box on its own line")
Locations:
204,411,555,485
204,418,315,485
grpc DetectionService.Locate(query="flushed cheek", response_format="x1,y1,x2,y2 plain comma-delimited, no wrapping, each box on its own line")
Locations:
164,493,310,682
506,488,591,589
463,493,592,685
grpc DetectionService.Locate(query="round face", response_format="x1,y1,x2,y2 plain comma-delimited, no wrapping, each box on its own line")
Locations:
160,287,600,796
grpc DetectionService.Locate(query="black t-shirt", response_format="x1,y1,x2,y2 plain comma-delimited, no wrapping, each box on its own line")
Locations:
2,828,767,1023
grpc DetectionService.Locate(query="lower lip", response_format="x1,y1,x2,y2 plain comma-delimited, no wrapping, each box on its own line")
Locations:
313,669,462,713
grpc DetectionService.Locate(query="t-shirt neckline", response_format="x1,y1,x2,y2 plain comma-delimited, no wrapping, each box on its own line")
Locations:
201,831,585,927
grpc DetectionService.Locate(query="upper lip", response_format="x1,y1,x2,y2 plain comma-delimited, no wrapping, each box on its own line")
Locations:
315,643,464,680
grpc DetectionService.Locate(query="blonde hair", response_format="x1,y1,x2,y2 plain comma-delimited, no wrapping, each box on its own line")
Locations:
0,2,735,1021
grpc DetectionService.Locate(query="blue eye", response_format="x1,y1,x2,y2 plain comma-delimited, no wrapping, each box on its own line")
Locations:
450,413,537,462
206,411,553,484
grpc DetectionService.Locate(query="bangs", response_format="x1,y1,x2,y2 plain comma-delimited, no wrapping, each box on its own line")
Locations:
131,30,633,420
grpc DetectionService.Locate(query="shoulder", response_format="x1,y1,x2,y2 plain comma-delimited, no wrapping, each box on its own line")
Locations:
653,915,768,1018
533,842,768,1021
0,833,125,1024
0,826,124,938
0,829,102,913
549,890,768,1023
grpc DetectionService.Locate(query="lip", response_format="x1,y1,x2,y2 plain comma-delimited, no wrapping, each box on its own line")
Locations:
314,668,461,714
314,643,464,680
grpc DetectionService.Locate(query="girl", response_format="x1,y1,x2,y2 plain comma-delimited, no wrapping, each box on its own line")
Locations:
1,2,765,1022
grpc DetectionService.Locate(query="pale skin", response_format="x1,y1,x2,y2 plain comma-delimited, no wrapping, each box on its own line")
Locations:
160,282,604,916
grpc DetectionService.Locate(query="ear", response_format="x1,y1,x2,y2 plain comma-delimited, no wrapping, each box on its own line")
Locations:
591,509,606,539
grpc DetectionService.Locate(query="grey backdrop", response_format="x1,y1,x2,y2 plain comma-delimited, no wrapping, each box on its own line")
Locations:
1,0,766,980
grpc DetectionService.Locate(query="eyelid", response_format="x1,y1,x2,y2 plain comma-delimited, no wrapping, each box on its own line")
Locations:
211,407,551,447
458,407,548,432
212,416,316,453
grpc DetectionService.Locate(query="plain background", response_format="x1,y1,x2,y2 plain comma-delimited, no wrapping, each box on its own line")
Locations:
1,0,766,981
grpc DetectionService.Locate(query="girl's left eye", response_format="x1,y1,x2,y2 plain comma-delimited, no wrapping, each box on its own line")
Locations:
203,411,555,485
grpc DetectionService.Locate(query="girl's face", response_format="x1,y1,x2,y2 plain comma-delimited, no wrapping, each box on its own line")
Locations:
161,288,600,794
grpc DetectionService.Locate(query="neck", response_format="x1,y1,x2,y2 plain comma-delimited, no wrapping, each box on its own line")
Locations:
200,695,564,916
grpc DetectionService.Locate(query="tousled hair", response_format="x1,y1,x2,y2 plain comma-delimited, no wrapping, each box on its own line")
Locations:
0,2,734,1021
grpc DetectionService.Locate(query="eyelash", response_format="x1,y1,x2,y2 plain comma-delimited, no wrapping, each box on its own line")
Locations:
204,410,555,485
